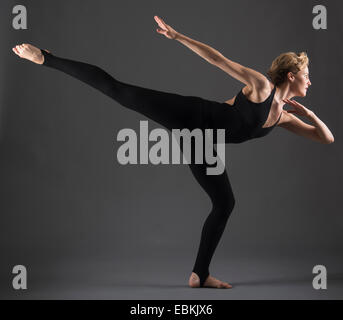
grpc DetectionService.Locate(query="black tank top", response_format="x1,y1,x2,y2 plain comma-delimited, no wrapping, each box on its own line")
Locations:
205,86,281,143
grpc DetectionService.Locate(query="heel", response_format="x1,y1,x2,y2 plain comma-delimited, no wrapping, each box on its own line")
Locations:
191,270,209,288
40,49,53,66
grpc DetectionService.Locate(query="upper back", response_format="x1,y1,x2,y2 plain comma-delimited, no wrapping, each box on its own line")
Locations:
225,82,274,106
241,82,274,104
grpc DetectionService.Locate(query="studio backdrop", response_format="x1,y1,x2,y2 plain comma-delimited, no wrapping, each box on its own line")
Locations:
0,0,342,299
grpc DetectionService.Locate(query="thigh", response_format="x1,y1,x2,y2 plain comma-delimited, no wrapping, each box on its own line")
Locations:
113,80,205,131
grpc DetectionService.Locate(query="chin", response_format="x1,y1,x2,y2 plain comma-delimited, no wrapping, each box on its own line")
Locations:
301,89,307,97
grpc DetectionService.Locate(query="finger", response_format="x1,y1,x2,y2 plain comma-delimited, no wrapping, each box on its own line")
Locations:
154,15,165,28
288,104,300,109
155,15,164,23
284,99,297,106
288,99,300,105
282,99,291,105
283,98,293,102
156,28,168,37
158,16,169,29
292,100,303,107
156,20,165,29
154,16,161,26
286,110,296,113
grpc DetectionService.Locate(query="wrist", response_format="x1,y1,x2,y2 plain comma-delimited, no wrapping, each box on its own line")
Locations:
307,110,315,118
174,32,183,41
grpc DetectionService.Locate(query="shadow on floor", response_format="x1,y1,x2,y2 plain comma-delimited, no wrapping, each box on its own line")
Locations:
93,272,343,289
232,272,343,287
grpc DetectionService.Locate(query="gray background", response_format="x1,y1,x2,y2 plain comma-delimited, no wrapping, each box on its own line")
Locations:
0,0,342,299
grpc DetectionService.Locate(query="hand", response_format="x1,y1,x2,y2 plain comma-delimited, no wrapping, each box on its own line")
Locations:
154,15,178,39
282,98,312,117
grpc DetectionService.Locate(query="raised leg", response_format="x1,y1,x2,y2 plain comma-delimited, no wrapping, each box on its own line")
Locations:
39,49,206,131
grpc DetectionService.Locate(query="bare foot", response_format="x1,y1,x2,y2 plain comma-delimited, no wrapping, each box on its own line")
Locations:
188,272,232,289
12,43,49,64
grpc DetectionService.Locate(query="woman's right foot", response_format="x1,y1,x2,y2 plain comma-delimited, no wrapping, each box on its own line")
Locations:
188,272,232,289
12,43,49,64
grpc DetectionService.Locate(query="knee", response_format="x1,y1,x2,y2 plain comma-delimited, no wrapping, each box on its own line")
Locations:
212,195,235,219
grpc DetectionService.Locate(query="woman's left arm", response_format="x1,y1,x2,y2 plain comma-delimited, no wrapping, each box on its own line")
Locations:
279,98,334,144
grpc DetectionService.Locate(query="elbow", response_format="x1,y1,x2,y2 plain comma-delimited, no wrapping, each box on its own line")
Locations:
326,137,335,144
321,136,334,144
211,53,225,65
315,130,334,144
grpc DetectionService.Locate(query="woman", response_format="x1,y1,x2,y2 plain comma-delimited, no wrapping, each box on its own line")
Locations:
12,15,334,289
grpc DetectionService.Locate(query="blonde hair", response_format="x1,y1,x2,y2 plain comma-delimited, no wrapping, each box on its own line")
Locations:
267,52,309,86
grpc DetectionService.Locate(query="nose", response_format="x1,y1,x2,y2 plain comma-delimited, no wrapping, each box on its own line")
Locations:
308,80,312,86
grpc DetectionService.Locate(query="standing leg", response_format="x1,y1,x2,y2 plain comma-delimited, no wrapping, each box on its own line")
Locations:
187,140,235,288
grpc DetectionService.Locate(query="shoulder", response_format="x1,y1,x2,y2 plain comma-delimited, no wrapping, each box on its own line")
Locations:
242,79,272,92
257,80,275,94
242,80,274,103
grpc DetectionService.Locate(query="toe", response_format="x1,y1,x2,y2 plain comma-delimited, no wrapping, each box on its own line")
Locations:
217,281,230,289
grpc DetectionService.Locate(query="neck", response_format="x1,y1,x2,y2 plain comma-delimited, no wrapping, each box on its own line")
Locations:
274,83,296,102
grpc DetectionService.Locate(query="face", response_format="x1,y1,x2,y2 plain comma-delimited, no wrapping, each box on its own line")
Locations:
289,66,312,97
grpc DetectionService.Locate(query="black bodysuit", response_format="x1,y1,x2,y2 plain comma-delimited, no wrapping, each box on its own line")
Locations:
206,86,281,143
40,50,281,287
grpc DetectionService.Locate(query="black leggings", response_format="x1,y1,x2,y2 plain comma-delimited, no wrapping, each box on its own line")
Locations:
41,50,235,287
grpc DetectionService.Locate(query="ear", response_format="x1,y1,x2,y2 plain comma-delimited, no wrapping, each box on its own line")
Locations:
287,71,295,82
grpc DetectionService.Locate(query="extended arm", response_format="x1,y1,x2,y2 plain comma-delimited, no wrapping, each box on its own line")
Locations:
174,33,267,88
154,16,268,89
